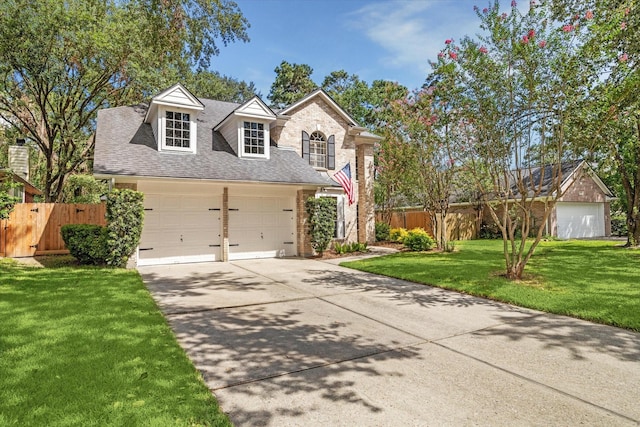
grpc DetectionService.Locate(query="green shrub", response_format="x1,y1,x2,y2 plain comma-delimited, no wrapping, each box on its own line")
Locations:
305,197,336,255
403,228,435,251
375,222,390,241
389,227,409,243
333,241,368,255
105,189,144,268
350,242,368,252
334,242,348,254
611,212,628,237
61,224,108,265
479,222,501,239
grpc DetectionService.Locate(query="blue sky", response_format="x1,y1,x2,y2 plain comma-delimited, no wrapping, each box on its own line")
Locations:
211,0,501,98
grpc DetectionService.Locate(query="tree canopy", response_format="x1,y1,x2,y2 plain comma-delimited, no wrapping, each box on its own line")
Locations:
0,0,249,201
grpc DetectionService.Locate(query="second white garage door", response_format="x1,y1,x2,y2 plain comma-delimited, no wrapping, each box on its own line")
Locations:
228,196,296,260
556,202,605,239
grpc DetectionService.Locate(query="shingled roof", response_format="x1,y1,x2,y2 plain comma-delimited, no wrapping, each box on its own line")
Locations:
94,98,337,187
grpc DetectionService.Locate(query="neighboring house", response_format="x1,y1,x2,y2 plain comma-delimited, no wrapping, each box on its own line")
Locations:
1,143,42,202
448,160,615,239
0,170,42,203
94,83,379,266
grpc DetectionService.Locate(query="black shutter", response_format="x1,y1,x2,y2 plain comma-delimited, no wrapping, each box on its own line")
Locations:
327,134,335,170
302,131,310,163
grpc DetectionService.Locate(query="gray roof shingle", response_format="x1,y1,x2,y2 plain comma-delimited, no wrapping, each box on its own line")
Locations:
94,99,337,187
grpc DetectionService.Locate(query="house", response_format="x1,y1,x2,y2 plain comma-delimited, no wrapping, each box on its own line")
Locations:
93,83,380,266
447,160,615,239
1,142,42,202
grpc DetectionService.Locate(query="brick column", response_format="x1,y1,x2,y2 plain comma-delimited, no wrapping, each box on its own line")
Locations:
356,144,375,243
222,187,229,261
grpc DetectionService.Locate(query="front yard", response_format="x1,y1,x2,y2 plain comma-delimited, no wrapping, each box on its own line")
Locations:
0,258,231,426
342,240,640,331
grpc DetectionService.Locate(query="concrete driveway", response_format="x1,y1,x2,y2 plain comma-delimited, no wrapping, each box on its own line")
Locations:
139,257,640,426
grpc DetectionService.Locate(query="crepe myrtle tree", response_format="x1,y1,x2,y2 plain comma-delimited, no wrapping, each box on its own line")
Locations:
379,83,464,251
428,0,595,279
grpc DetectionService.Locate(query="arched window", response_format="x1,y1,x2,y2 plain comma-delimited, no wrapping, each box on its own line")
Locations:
309,131,326,168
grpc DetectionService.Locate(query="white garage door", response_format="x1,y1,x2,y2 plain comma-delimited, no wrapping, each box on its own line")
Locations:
228,196,296,260
138,194,221,265
556,202,605,239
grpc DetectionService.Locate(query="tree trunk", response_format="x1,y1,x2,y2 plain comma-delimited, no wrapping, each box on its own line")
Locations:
627,209,640,247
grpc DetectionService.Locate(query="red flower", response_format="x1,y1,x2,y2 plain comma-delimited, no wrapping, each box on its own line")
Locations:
511,0,517,7
621,22,627,30
479,46,488,54
585,10,593,20
501,12,508,19
528,29,535,38
619,53,628,62
521,35,529,44
538,40,547,48
438,52,444,58
562,24,574,32
483,7,488,13
445,39,453,44
449,52,458,60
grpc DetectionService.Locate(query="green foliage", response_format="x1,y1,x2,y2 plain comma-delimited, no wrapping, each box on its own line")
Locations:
60,224,108,265
402,228,435,252
389,227,409,243
479,222,502,239
375,222,390,241
305,197,336,255
333,241,368,255
268,61,317,108
0,176,19,220
105,189,144,267
611,212,628,237
60,174,108,204
188,70,259,102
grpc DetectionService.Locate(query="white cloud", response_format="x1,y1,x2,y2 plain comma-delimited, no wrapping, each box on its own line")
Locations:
346,1,484,87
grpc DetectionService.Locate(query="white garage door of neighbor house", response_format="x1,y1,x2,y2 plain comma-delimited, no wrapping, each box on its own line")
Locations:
556,202,605,239
138,194,222,265
228,196,296,260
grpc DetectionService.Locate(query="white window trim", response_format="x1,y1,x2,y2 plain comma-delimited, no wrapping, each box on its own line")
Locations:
158,106,198,153
238,119,270,159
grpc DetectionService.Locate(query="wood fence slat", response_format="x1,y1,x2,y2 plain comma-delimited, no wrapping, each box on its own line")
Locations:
3,203,106,258
377,209,477,241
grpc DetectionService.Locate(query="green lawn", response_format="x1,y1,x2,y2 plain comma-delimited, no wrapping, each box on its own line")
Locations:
0,258,231,427
342,240,640,331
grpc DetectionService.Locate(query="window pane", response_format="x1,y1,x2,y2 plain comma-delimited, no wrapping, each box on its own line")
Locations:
258,123,264,130
166,112,174,119
183,113,190,121
183,130,189,139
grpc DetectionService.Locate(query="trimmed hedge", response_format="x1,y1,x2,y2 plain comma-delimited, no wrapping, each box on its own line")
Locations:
61,189,145,268
61,224,108,265
305,197,336,255
403,228,435,251
375,222,390,241
105,189,144,267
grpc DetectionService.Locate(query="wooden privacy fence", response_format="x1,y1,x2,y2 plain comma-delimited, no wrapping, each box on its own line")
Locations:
377,209,478,241
1,203,106,258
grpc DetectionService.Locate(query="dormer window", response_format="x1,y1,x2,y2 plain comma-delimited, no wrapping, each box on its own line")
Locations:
144,83,204,154
166,111,191,148
243,121,265,155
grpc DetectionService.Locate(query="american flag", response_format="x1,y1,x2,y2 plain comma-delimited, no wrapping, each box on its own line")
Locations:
333,163,355,205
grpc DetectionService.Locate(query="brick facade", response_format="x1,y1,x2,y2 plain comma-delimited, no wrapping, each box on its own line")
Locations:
273,95,376,244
